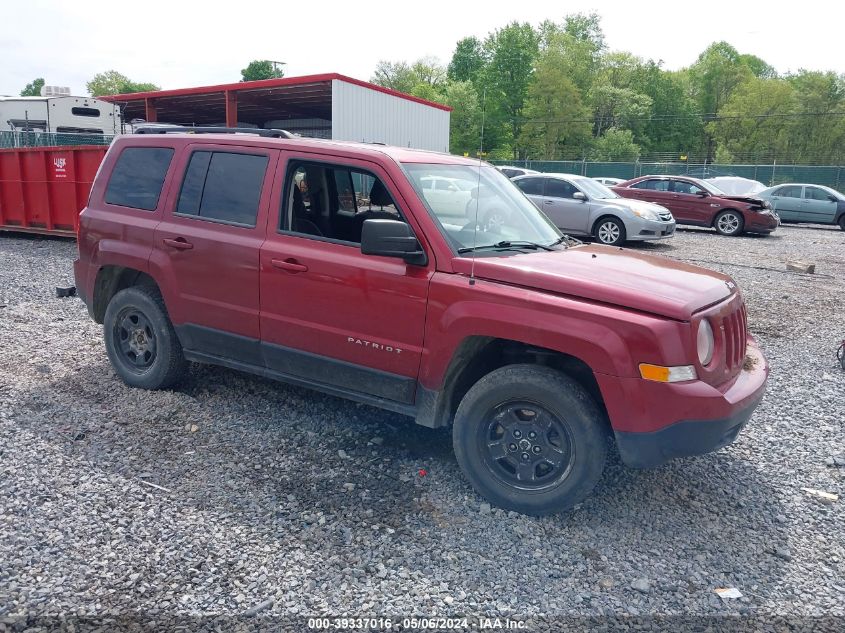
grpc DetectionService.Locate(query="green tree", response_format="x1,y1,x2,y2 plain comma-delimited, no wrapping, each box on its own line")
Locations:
444,81,481,155
478,22,540,159
371,58,447,95
563,11,606,52
589,85,652,137
638,65,703,155
240,60,284,82
589,127,640,161
87,70,160,96
519,53,591,159
739,54,777,79
709,78,797,161
688,42,754,159
786,70,845,163
447,37,485,83
20,78,45,97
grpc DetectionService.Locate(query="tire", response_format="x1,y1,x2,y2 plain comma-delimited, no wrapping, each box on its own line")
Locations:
103,286,187,390
593,216,626,246
838,215,845,231
452,364,608,516
714,210,744,236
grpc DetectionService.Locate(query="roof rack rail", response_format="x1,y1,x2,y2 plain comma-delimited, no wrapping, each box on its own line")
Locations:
133,126,296,139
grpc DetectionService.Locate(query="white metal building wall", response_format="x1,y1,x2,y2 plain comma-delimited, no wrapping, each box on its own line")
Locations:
331,79,450,152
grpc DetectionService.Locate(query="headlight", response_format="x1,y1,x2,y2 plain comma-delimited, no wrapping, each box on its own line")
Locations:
632,208,659,221
763,201,772,209
697,319,714,366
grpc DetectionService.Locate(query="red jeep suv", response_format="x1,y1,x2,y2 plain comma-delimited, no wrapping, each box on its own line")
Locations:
613,175,779,236
73,130,769,515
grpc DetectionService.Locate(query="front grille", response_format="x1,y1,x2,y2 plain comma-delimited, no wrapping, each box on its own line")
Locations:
720,301,747,373
697,294,748,387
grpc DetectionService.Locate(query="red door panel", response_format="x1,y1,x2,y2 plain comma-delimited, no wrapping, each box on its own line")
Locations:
259,155,432,400
150,144,278,348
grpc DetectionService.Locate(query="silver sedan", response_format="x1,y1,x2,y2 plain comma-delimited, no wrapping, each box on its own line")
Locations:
513,173,676,246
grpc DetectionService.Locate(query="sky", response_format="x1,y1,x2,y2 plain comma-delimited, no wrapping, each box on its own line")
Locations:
1,0,843,97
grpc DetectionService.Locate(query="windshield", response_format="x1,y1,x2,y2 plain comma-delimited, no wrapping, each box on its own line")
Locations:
573,178,620,199
403,163,562,253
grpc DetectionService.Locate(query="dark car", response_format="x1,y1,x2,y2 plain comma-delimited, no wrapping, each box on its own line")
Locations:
613,175,779,236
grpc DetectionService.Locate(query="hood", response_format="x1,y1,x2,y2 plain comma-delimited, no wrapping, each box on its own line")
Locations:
608,197,670,215
451,245,736,320
721,195,765,206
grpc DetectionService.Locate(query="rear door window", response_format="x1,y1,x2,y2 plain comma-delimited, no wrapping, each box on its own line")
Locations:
514,177,544,196
775,185,802,198
105,147,174,211
176,151,269,226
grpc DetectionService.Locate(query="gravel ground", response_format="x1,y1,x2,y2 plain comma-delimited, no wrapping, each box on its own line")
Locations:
0,225,843,632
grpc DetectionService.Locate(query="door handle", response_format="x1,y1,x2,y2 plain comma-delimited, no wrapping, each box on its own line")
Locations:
162,237,193,250
544,200,553,205
271,258,308,273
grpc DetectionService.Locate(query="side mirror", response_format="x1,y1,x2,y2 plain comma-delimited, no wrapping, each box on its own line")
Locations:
828,195,838,202
573,191,587,202
361,219,427,266
696,190,709,197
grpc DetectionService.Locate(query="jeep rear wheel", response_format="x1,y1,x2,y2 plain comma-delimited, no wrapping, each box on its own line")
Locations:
452,364,607,515
714,210,744,236
838,215,845,231
104,286,187,390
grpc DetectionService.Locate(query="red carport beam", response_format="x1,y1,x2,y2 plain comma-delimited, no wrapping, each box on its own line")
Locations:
225,90,238,127
144,98,158,122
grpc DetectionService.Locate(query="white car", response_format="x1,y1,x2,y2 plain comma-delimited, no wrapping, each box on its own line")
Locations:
592,177,625,186
497,166,540,179
419,176,475,217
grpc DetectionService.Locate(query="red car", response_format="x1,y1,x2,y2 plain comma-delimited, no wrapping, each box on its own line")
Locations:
73,130,768,515
613,175,779,236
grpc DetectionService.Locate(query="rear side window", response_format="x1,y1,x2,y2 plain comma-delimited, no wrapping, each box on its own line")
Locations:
515,177,544,196
804,187,831,201
546,178,577,199
632,179,670,191
105,147,174,211
176,151,269,226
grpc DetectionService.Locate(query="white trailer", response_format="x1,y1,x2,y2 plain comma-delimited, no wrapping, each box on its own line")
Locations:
0,95,122,135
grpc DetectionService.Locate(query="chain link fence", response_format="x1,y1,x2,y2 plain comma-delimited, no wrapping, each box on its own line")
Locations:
1,131,115,149
492,160,845,190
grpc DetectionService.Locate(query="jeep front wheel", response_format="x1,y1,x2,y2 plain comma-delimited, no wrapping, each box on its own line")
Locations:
452,364,607,515
103,286,187,390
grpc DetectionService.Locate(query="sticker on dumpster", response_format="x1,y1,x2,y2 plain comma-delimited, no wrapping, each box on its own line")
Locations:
54,157,67,178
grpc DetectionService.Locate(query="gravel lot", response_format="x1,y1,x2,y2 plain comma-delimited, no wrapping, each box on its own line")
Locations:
1,225,843,631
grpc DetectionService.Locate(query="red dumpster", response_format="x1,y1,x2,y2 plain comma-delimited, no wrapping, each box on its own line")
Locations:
0,145,107,237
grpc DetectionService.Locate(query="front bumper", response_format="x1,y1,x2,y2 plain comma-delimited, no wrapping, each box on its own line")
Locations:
596,337,768,468
614,390,763,468
629,218,676,241
746,211,779,233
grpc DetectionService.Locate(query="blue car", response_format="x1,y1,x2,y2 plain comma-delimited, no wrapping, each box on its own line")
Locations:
757,183,845,230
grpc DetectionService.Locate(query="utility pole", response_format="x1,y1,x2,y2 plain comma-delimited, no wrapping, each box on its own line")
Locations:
268,60,287,76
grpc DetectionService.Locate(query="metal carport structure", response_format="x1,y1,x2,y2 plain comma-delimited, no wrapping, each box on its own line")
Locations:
102,73,451,152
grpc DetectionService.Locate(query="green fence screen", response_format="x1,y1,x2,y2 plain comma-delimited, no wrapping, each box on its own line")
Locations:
491,160,845,190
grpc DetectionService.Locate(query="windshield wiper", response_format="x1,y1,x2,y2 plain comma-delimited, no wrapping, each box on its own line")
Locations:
458,240,554,254
549,234,581,247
